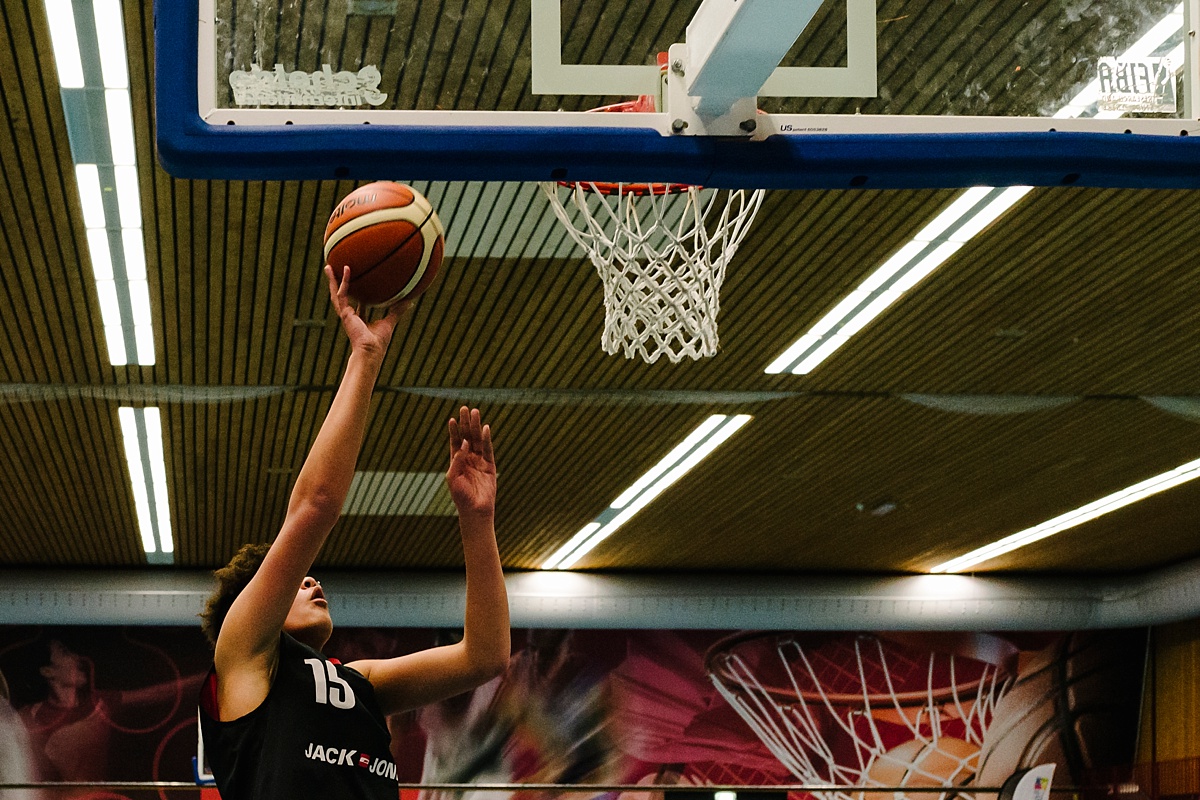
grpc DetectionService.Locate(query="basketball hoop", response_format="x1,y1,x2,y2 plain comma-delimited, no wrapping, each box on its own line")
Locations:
539,87,765,363
705,632,1018,800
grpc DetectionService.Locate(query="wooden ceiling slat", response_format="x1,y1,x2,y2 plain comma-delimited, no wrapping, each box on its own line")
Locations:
0,406,60,560
0,399,139,565
631,0,693,75
900,3,1035,116
0,3,74,386
4,0,1200,575
463,0,524,111
428,0,477,109
276,181,325,387
127,0,160,385
821,187,1200,395
497,5,537,112
226,400,257,550
579,398,1200,572
250,181,295,385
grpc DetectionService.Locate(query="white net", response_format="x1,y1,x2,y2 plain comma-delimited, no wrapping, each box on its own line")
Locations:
706,633,1015,800
539,182,765,364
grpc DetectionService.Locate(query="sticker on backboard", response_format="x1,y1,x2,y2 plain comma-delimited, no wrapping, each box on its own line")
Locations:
228,64,388,108
1097,57,1176,113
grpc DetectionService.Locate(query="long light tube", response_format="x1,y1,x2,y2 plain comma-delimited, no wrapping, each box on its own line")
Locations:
118,407,175,559
51,0,169,563
46,0,154,366
930,456,1200,573
542,415,753,570
766,5,1185,376
44,0,85,88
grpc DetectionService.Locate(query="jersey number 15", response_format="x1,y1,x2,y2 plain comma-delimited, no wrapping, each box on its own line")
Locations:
304,658,356,709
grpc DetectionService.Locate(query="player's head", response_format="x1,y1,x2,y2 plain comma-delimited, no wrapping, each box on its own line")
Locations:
199,544,336,652
284,575,333,649
201,543,334,650
201,543,269,646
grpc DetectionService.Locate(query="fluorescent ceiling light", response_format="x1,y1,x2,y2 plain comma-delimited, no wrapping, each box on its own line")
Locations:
541,523,600,570
45,0,85,88
105,89,137,166
142,407,174,553
75,165,106,228
104,325,127,365
114,165,141,227
766,7,1184,376
912,187,993,243
947,187,1032,243
94,280,122,326
610,415,725,508
86,229,114,280
127,280,152,325
930,456,1200,573
1123,4,1184,60
542,415,752,570
54,5,156,369
134,325,155,363
768,237,968,375
118,407,174,559
118,408,156,553
122,228,146,280
92,0,129,89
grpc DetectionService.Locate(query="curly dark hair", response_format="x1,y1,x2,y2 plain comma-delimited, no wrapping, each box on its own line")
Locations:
200,543,271,647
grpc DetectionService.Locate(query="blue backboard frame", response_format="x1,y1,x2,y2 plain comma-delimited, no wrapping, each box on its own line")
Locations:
156,0,1200,189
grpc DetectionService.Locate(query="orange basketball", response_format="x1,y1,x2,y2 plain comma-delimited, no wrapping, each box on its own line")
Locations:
323,181,445,306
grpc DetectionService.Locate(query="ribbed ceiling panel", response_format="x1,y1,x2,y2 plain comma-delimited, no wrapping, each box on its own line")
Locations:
0,0,1195,578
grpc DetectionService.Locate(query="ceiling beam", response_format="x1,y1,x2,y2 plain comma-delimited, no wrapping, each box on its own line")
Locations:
0,559,1197,629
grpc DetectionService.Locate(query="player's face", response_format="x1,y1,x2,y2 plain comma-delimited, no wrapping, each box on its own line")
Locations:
283,576,333,650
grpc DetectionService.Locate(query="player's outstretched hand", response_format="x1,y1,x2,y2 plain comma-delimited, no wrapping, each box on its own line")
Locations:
447,406,497,519
325,264,411,359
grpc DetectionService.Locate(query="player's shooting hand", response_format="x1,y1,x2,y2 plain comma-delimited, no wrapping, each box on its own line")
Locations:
325,264,411,359
447,406,497,519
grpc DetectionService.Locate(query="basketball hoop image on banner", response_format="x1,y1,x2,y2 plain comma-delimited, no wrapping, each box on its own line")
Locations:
705,632,1019,800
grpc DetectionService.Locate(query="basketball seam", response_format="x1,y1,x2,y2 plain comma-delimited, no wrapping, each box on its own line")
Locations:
322,192,433,256
325,202,439,305
347,205,436,289
380,218,442,304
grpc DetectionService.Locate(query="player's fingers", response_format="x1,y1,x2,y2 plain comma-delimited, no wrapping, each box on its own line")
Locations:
325,265,343,304
470,408,482,444
481,424,494,464
458,406,471,442
448,417,461,456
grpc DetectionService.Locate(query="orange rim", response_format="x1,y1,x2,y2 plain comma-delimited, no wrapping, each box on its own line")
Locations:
558,94,696,196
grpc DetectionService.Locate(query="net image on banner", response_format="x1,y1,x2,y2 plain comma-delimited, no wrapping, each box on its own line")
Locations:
706,632,1018,800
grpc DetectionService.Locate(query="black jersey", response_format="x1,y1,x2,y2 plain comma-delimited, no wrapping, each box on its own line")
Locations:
199,633,399,800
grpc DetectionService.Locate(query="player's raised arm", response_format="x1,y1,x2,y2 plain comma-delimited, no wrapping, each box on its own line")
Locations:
349,407,510,714
211,266,408,721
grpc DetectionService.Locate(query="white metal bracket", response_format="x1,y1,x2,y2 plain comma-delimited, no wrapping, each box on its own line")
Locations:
663,42,759,137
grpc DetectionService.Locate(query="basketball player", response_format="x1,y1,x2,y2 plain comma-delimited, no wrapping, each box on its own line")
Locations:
198,265,510,800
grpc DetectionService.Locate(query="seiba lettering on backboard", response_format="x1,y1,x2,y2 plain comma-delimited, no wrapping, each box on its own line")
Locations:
1097,57,1176,113
228,64,388,107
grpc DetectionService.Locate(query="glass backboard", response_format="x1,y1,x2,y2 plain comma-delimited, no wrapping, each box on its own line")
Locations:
156,0,1200,188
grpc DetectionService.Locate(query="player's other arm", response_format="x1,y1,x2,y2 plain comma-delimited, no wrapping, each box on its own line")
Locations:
349,407,510,715
213,266,407,720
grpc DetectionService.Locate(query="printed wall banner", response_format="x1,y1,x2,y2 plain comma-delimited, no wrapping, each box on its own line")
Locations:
0,626,1147,800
